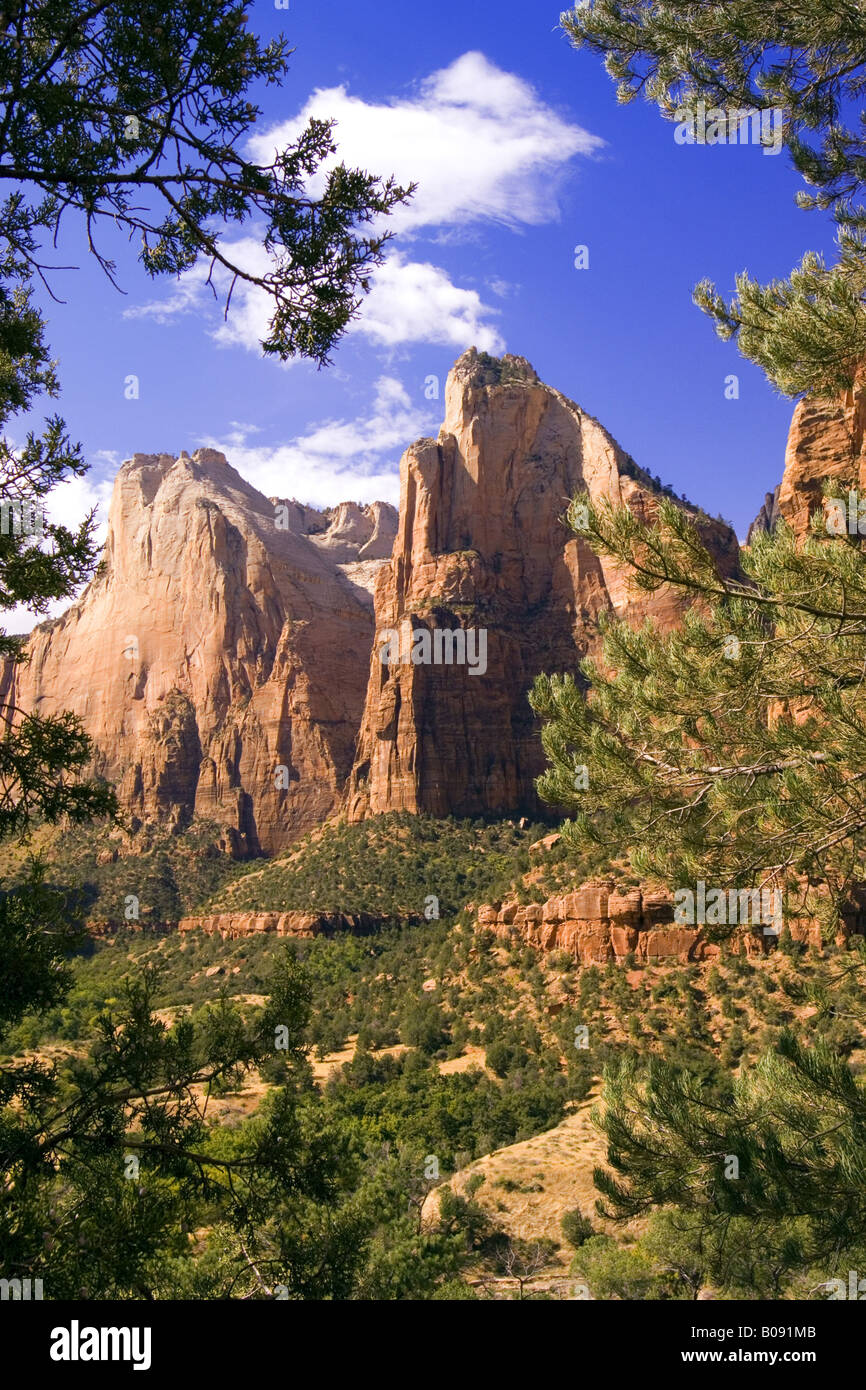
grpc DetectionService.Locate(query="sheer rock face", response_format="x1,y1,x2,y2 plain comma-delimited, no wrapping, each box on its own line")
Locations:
750,380,866,539
0,450,380,854
2,350,748,855
302,499,397,562
345,349,739,822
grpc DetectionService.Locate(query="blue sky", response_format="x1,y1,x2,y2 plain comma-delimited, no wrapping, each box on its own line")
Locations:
12,0,840,627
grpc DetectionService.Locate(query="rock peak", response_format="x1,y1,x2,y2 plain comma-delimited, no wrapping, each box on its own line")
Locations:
3,349,744,855
347,355,739,822
450,346,540,390
4,443,382,855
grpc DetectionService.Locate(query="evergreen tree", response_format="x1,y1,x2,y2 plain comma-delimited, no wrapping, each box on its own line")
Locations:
0,949,358,1298
531,489,866,934
0,0,411,1299
0,0,411,368
561,0,866,396
549,4,866,1280
593,1026,866,1286
529,491,866,1283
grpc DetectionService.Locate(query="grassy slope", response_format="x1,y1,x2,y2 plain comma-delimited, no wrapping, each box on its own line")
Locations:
198,812,552,919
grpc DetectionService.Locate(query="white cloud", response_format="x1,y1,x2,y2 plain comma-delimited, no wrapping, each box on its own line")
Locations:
128,240,504,358
126,236,273,354
248,51,601,235
200,375,435,510
125,274,205,324
348,253,504,352
46,469,116,541
124,53,600,355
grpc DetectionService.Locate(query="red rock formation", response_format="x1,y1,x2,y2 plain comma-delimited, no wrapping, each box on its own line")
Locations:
2,351,748,856
178,909,390,940
747,377,866,540
476,882,834,963
346,349,739,821
305,500,397,562
0,450,381,854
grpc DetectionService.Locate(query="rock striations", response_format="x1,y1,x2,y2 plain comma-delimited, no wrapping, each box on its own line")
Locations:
0,450,392,854
177,909,388,940
2,349,744,854
345,349,739,821
746,375,866,541
474,882,830,963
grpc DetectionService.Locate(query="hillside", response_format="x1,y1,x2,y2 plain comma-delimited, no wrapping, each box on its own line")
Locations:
5,801,866,1298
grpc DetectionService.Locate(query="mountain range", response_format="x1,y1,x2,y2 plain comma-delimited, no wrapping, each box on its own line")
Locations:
1,346,848,857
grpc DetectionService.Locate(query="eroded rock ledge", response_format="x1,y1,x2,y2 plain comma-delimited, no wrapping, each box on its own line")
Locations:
475,880,829,963
178,909,401,940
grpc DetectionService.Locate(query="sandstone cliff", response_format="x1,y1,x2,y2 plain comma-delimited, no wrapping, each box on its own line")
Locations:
747,378,866,540
177,909,389,940
475,882,834,963
0,450,386,854
3,351,747,854
346,349,739,821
